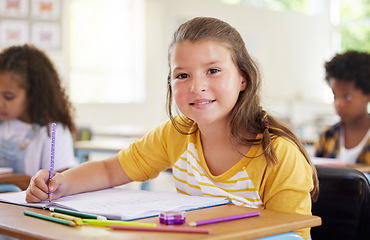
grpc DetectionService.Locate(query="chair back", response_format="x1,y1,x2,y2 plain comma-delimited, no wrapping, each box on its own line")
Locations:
311,165,370,240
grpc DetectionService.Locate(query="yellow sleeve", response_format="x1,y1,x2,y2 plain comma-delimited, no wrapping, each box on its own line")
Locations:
118,120,172,181
118,118,189,182
257,138,313,240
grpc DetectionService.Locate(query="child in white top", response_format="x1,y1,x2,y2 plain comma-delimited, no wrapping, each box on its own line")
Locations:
315,51,370,164
0,45,77,177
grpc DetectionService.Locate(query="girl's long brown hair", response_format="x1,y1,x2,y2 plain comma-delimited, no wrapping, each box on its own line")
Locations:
166,17,318,201
0,44,76,134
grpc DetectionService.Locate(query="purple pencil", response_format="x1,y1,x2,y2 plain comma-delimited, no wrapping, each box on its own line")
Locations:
188,212,260,227
48,123,56,202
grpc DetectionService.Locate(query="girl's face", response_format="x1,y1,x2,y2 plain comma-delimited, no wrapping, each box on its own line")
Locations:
0,72,29,122
170,40,246,127
329,78,370,124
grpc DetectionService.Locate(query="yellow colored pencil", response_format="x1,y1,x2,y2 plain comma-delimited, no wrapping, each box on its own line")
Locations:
24,211,76,227
82,219,156,227
51,212,83,226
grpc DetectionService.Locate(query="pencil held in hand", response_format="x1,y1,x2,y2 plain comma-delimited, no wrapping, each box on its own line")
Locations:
48,123,56,202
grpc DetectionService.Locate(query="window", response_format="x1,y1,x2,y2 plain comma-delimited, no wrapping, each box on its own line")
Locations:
336,0,370,52
220,0,309,14
69,0,145,103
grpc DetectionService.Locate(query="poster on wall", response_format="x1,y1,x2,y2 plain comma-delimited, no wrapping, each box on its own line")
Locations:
31,22,59,49
0,20,29,47
31,0,60,20
0,0,29,18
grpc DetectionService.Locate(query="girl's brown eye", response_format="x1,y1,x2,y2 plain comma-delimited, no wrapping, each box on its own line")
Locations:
207,68,220,74
176,73,189,79
4,93,15,101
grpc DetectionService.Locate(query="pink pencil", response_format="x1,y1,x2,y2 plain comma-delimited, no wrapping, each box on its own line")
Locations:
108,225,210,234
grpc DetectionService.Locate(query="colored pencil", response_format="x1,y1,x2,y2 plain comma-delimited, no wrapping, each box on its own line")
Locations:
49,207,107,220
51,212,83,225
82,219,156,227
188,212,260,226
108,225,210,234
24,210,76,227
48,123,56,202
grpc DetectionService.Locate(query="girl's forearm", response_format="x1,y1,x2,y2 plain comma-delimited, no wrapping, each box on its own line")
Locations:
62,155,132,196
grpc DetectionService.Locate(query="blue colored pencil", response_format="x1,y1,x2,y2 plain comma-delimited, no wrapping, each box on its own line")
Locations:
48,123,56,202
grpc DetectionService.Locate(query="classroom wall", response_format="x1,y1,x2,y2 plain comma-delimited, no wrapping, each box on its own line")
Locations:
71,0,336,140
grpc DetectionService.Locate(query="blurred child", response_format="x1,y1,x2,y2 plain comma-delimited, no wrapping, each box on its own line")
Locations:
0,44,77,177
26,17,318,240
315,51,370,164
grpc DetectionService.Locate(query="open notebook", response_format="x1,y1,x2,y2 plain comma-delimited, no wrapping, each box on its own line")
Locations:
0,187,230,220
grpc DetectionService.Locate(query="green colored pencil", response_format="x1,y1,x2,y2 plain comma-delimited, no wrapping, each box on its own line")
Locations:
24,210,76,227
49,207,107,220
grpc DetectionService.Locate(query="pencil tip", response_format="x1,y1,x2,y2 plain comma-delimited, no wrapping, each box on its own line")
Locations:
188,222,196,227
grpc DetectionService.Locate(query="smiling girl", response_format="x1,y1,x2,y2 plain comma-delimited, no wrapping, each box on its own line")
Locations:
25,17,318,240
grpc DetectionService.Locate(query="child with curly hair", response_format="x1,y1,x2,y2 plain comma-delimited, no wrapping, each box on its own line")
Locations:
0,44,77,177
315,50,370,164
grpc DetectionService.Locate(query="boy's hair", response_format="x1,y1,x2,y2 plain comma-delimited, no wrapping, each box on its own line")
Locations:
166,17,318,201
0,44,76,134
325,50,370,94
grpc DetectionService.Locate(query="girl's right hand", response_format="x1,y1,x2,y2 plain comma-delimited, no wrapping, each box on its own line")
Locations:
25,169,67,203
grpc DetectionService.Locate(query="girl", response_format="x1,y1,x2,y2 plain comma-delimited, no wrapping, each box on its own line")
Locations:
26,17,318,240
0,44,77,177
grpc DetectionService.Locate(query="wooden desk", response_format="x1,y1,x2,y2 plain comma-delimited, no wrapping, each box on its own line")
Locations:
0,173,31,191
345,164,370,173
312,157,370,173
0,202,320,240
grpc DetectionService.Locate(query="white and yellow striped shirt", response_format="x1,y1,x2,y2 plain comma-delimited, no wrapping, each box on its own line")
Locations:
119,117,313,239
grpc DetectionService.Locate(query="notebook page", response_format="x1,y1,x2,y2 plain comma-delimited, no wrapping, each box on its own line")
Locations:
0,188,230,220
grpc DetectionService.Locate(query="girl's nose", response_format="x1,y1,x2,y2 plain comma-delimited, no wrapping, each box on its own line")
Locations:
190,75,207,93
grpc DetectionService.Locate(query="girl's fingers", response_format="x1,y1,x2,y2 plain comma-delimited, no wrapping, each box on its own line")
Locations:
25,169,52,203
33,172,50,192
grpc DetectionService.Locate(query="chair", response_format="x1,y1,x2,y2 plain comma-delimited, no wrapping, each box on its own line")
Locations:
311,165,370,240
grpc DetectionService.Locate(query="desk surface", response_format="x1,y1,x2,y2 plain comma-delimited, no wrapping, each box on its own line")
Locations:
345,164,370,173
312,157,370,173
0,202,320,240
